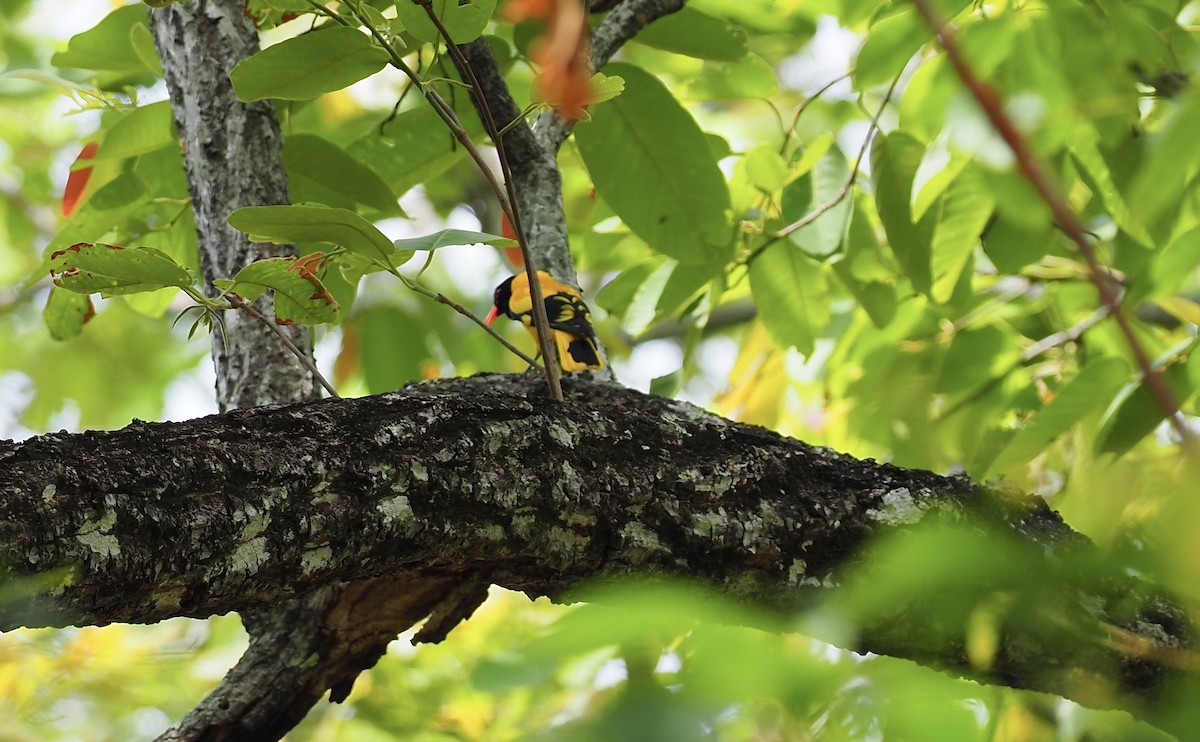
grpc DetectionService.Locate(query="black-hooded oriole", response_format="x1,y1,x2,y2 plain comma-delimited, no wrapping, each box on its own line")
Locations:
485,270,605,372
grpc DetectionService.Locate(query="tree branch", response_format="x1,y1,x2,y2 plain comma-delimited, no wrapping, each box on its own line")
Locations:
0,375,1193,737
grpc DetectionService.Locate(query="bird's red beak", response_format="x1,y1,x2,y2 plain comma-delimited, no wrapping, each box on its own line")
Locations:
485,306,500,325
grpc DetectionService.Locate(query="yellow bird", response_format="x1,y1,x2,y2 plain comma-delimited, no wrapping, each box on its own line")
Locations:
485,270,605,372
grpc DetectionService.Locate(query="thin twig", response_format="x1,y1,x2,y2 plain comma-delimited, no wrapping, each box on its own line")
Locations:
401,276,545,371
345,0,515,224
419,0,564,401
337,0,559,385
934,304,1112,424
778,72,852,157
743,72,900,266
227,295,340,398
911,0,1191,444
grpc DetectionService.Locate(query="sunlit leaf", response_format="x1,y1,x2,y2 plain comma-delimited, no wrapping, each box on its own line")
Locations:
871,131,934,294
928,166,994,303
95,101,176,160
687,53,778,99
391,229,516,251
633,6,748,61
854,8,928,89
988,358,1130,476
1096,363,1191,456
749,242,828,354
51,5,155,73
782,147,853,259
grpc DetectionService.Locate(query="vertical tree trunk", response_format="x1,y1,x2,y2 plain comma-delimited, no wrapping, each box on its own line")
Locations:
152,0,315,411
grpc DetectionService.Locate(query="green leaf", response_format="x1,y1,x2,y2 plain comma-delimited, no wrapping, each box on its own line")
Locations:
1138,227,1200,303
42,287,94,341
1127,75,1200,226
391,229,515,251
871,131,934,294
854,9,929,89
782,148,853,259
785,132,835,184
588,72,626,105
687,54,778,100
393,0,496,43
743,146,790,194
87,171,146,212
355,305,432,393
911,140,969,221
1069,124,1152,247
1096,362,1191,456
633,6,748,61
283,133,398,213
227,204,397,264
128,20,163,77
51,5,156,74
575,63,732,264
95,101,176,160
832,201,897,328
346,106,479,199
214,257,339,325
230,26,389,101
50,243,194,296
749,243,827,354
686,0,814,34
595,262,659,325
987,358,1130,476
980,216,1054,275
929,167,994,303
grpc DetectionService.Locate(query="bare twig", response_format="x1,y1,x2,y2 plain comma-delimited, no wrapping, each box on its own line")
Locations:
341,1,516,225
778,72,852,157
935,303,1113,423
911,0,1191,444
743,73,900,266
400,276,545,371
419,0,564,400
227,295,340,398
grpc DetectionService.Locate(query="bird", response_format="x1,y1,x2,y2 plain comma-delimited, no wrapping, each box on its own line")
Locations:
486,270,605,372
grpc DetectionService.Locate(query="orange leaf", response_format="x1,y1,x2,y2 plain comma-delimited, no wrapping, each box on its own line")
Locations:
500,213,524,267
530,3,592,121
502,0,555,22
62,142,98,217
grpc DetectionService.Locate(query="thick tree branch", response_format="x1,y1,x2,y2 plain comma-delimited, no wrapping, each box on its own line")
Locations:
0,375,1193,737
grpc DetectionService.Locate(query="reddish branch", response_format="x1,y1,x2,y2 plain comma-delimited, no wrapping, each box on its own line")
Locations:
911,0,1191,444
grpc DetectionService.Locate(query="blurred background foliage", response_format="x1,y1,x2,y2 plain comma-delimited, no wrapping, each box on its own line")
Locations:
2,0,1200,738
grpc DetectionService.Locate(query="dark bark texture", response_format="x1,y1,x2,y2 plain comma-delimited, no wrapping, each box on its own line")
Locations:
0,375,1194,737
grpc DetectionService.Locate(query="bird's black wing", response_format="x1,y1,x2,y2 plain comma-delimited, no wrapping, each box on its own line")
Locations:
543,292,596,339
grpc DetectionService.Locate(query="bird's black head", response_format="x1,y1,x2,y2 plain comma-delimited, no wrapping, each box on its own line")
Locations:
488,275,517,323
